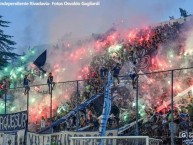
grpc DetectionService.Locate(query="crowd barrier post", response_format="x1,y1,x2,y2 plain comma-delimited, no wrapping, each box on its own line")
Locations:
170,70,175,145
24,89,29,145
50,84,53,133
4,88,7,114
76,81,80,131
135,75,139,145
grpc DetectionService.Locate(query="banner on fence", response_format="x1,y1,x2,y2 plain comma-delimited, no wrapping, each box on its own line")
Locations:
3,132,16,145
27,130,117,145
99,71,112,137
17,129,25,145
0,132,4,144
0,111,27,131
0,132,17,145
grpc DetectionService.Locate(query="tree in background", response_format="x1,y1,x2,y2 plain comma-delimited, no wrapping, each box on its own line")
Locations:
0,15,18,69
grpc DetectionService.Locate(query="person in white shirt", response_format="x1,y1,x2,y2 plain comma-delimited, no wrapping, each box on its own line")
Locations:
40,116,46,129
129,61,138,89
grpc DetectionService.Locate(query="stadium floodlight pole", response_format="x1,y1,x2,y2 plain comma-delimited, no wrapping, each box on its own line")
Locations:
76,81,80,131
135,75,139,145
170,70,175,145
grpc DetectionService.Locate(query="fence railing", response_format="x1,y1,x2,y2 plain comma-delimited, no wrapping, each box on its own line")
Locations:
0,66,193,145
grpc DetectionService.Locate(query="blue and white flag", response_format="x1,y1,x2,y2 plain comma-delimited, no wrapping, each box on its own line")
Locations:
99,71,112,144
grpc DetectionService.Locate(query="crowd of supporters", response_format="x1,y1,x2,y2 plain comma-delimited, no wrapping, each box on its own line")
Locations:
0,15,193,145
45,17,193,138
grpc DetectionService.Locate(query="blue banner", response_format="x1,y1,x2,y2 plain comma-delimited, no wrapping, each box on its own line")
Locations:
0,111,27,131
99,71,112,138
39,93,103,133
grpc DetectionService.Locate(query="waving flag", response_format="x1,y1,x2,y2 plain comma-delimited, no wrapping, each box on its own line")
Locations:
33,50,47,73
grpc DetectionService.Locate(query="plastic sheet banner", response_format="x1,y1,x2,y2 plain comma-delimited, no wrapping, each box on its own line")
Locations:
27,130,117,145
3,132,16,145
0,132,4,144
0,132,16,145
0,111,27,131
99,71,112,137
17,129,25,145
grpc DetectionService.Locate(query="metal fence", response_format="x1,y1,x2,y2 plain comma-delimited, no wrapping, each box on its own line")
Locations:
135,67,193,145
1,66,193,145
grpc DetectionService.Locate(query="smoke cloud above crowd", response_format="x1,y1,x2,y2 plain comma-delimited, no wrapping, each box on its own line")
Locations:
0,0,193,132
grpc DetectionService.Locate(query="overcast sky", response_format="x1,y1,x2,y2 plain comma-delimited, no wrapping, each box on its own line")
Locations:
0,0,193,50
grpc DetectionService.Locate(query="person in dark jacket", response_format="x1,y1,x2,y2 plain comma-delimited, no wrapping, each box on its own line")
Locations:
47,72,55,94
23,75,30,95
112,63,121,86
